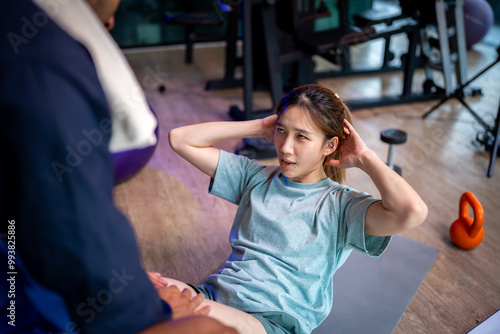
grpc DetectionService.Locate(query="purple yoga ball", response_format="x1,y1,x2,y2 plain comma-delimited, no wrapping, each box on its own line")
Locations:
112,112,159,184
463,0,494,48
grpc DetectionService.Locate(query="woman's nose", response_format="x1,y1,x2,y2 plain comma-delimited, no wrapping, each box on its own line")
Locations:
280,137,293,154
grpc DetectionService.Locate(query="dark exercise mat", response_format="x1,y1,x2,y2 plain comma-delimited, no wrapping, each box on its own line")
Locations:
313,235,439,334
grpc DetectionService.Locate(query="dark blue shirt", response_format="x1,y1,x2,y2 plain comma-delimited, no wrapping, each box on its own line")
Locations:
0,1,171,333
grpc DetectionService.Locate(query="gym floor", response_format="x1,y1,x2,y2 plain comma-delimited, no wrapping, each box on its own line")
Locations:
115,32,500,333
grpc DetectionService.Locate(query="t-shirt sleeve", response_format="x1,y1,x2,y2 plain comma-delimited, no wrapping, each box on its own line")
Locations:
337,187,391,257
209,150,266,204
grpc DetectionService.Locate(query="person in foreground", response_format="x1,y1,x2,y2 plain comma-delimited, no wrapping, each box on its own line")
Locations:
167,84,428,334
0,1,236,333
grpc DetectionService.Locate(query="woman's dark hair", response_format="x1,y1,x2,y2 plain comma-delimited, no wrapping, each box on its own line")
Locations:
275,84,352,183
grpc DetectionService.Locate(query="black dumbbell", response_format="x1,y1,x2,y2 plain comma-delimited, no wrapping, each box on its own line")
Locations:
380,129,407,176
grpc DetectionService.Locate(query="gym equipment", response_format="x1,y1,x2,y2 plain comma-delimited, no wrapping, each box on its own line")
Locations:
424,47,500,177
276,0,440,110
463,0,494,48
423,0,499,177
380,129,407,176
352,3,406,72
112,111,159,184
406,0,470,101
163,1,233,64
449,192,484,249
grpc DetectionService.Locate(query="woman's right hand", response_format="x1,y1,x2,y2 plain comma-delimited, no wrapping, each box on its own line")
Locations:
260,114,278,143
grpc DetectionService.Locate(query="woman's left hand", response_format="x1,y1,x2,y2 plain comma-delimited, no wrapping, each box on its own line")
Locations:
325,119,370,169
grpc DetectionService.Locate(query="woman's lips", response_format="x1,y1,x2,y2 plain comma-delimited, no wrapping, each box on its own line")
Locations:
280,158,295,168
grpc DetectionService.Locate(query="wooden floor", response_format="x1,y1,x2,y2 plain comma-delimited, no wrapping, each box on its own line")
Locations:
114,38,500,333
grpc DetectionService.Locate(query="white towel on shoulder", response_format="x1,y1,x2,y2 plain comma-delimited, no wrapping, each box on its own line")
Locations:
32,0,157,152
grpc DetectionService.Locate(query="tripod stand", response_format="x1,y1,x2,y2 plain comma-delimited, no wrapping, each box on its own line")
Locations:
423,45,500,177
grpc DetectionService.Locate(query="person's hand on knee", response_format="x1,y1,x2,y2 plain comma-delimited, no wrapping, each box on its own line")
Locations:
146,271,168,289
158,286,210,319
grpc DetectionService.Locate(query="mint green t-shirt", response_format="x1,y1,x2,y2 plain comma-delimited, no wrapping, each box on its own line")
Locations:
202,150,391,333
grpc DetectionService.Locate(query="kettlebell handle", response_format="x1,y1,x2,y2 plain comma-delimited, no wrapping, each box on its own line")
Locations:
459,192,484,238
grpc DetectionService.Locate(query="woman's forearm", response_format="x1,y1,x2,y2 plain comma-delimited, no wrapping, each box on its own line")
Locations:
170,119,263,149
169,119,266,178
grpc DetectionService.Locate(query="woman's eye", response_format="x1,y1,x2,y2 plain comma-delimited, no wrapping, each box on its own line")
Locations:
277,128,284,133
298,135,308,139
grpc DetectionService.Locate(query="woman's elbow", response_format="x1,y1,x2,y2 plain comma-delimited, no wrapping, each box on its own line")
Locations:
404,201,428,230
168,128,182,153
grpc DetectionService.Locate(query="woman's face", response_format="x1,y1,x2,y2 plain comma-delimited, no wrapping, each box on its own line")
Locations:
274,106,336,183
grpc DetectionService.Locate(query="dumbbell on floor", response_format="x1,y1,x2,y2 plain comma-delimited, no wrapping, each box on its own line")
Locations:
380,129,407,176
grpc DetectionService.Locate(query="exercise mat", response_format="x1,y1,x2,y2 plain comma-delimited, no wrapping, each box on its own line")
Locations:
313,235,439,334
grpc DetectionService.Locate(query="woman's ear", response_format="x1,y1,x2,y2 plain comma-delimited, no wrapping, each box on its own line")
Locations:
324,137,339,156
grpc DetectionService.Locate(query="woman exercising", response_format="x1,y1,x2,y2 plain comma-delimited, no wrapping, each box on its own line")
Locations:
161,84,427,334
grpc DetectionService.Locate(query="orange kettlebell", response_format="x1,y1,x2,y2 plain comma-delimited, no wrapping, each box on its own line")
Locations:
449,192,484,249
